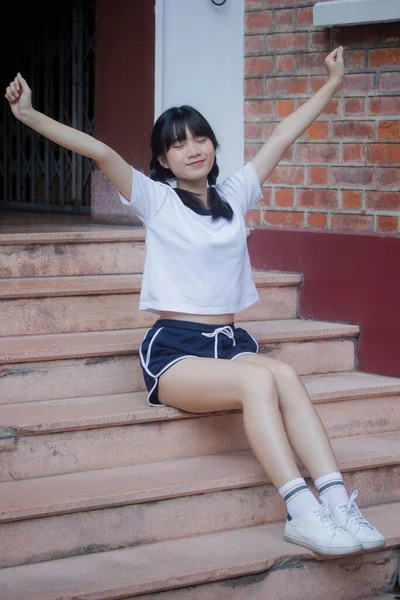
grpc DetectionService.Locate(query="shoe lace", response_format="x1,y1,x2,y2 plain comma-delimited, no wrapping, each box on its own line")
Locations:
339,490,373,529
314,498,343,532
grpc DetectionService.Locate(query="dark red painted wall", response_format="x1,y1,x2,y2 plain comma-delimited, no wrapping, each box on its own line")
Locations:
248,228,400,378
95,0,155,172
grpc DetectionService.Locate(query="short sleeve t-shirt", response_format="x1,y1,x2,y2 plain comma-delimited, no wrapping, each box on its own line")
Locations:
119,162,263,314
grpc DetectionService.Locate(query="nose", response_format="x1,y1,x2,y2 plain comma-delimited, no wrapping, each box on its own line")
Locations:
187,140,201,158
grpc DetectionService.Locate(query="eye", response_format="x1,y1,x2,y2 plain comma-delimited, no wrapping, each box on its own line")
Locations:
172,142,184,149
197,138,207,143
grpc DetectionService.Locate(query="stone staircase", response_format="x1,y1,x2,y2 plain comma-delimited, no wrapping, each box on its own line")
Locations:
0,223,399,599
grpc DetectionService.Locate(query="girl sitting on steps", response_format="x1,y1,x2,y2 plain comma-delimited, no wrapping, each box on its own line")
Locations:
5,45,385,556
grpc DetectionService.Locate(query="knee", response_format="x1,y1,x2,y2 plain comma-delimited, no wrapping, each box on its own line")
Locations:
237,364,277,408
273,361,299,384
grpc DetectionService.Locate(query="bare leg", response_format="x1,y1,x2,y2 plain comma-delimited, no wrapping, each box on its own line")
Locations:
159,357,302,488
235,354,339,480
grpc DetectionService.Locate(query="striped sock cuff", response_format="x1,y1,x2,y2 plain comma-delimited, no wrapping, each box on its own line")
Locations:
283,484,309,503
318,480,345,495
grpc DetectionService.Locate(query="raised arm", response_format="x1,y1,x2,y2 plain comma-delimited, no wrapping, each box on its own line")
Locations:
251,47,345,185
5,73,132,199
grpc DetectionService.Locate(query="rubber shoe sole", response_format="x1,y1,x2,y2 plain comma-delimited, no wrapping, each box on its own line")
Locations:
284,532,363,556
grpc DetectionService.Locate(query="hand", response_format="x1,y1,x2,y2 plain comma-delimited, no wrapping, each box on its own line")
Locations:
324,46,344,88
5,73,33,121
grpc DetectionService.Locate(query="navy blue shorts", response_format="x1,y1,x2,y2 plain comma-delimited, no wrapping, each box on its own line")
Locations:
139,319,259,406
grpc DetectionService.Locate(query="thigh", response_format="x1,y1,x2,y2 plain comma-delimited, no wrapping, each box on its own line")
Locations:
158,356,263,413
234,353,296,379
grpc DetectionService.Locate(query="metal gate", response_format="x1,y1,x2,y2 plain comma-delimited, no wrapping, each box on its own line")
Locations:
0,0,95,213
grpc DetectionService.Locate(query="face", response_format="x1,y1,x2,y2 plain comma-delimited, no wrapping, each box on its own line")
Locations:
159,127,215,182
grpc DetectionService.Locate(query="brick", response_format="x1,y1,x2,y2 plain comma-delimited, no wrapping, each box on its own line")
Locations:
331,214,374,232
244,100,274,117
276,99,295,117
245,10,273,32
298,52,327,72
265,0,307,5
347,50,365,69
245,57,274,75
275,188,294,208
380,72,400,92
275,8,295,29
266,165,305,185
298,189,338,209
245,209,263,226
376,167,400,188
334,26,379,46
342,145,363,163
259,188,272,207
331,167,374,187
332,121,375,140
266,32,308,51
366,144,400,165
307,122,329,140
310,32,329,49
366,191,400,211
265,77,308,96
246,0,265,7
382,24,400,44
264,211,304,227
322,99,340,117
276,55,296,72
308,167,328,186
281,146,294,161
343,98,365,116
246,0,265,6
244,122,264,141
342,74,374,93
369,97,400,115
369,48,400,68
307,213,328,229
245,78,264,97
377,216,399,232
296,143,340,163
342,190,363,210
244,142,263,160
297,7,313,28
245,35,265,54
379,121,400,140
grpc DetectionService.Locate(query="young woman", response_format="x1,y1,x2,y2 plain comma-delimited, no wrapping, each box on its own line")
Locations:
5,46,385,556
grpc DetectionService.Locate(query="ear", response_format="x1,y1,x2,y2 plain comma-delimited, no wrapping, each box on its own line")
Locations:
158,155,169,169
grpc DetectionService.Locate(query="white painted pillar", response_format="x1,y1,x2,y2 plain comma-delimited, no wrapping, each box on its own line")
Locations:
155,0,245,181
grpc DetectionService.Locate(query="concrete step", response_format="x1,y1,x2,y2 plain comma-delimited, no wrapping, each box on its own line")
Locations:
1,372,400,480
0,238,146,278
0,502,398,600
0,320,358,406
0,432,399,567
0,272,301,335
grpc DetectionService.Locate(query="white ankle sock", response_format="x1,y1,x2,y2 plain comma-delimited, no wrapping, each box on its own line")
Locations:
314,472,349,507
279,477,320,519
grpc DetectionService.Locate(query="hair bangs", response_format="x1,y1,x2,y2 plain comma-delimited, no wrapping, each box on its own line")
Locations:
157,106,218,155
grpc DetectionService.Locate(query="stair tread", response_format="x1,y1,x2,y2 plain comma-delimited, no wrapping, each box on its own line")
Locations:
0,502,398,600
1,372,400,435
0,319,360,365
0,226,146,245
0,271,302,299
1,431,399,522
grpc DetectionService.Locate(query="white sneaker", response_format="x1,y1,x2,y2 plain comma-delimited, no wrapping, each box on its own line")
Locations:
284,499,363,556
330,490,386,550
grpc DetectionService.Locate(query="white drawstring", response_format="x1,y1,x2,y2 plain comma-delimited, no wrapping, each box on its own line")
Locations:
202,325,236,358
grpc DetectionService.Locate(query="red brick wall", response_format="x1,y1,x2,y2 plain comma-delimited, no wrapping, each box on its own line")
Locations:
244,0,400,234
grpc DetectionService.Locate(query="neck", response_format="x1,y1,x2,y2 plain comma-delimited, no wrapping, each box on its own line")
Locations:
176,177,209,206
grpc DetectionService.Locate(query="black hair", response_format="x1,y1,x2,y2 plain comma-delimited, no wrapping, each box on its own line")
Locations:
149,105,233,221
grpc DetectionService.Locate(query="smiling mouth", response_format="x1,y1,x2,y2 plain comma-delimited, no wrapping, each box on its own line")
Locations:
188,160,205,167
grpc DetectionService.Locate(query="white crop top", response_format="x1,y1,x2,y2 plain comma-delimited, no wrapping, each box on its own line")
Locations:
118,161,263,314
